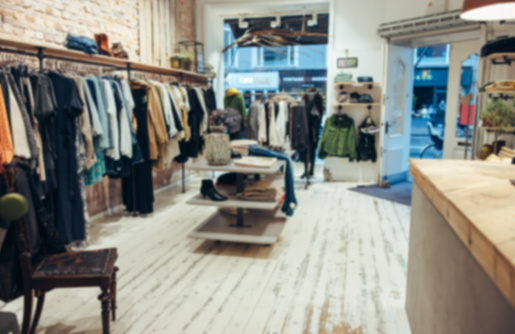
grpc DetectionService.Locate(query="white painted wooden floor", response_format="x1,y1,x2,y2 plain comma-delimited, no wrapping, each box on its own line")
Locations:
0,175,412,334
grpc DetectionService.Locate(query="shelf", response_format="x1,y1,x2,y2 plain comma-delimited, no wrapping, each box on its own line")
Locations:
479,91,515,97
187,159,285,175
187,194,280,210
0,37,213,80
482,53,515,65
334,82,381,90
333,103,381,110
188,210,287,245
187,182,282,210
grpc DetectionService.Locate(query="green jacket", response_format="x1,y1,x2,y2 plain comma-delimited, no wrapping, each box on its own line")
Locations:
224,93,247,125
318,114,357,161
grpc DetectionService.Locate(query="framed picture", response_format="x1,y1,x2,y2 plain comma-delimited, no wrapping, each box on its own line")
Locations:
337,57,358,69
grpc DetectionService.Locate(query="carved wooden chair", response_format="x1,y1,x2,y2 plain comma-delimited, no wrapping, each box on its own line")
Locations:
0,193,119,334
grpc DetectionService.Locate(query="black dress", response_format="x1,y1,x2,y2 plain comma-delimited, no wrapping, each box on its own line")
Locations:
48,73,86,244
122,88,154,215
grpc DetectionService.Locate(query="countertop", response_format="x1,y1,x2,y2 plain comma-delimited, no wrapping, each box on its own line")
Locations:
410,159,515,309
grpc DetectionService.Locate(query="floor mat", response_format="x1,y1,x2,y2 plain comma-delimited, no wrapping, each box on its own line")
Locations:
348,182,412,206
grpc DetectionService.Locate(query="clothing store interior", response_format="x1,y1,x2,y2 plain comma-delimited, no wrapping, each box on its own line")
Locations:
0,0,514,333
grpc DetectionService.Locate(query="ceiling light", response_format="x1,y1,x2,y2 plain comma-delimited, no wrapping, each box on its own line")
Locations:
238,17,249,29
307,13,318,27
271,16,281,28
460,0,515,21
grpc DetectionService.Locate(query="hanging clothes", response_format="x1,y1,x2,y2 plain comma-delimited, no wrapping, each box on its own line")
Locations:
49,72,86,244
357,116,378,163
246,101,261,141
289,103,309,150
0,83,14,171
122,84,154,215
303,90,324,176
318,113,357,161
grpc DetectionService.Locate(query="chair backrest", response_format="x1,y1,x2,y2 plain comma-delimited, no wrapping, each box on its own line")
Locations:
427,122,444,150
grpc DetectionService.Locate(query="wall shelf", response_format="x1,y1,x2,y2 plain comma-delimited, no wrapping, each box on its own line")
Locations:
334,82,381,90
482,53,515,66
0,37,213,80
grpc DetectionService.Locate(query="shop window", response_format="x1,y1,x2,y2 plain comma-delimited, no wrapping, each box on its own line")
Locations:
262,46,295,67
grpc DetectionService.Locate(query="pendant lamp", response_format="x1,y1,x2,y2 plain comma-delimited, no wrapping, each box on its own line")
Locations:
460,0,515,21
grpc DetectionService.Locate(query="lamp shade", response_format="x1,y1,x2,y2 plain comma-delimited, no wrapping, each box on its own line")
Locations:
461,0,515,21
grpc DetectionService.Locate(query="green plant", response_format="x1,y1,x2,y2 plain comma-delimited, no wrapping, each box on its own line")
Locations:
482,99,515,130
172,52,190,60
482,99,515,153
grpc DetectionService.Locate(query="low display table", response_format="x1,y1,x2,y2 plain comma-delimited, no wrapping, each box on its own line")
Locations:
186,159,287,245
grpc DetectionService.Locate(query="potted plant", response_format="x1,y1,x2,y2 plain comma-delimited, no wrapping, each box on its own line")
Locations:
170,52,188,69
482,99,515,153
181,52,193,71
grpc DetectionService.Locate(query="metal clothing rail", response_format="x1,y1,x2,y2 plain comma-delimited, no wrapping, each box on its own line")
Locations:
0,37,210,213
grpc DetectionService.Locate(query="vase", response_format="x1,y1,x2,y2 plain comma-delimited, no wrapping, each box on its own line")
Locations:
205,133,231,166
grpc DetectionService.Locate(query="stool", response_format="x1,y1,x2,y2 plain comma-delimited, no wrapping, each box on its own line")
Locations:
0,312,20,334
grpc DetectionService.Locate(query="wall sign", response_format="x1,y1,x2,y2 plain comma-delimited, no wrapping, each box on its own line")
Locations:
337,57,358,69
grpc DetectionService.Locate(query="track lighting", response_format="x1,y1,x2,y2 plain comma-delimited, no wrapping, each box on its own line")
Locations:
307,13,318,27
270,16,281,28
238,16,249,29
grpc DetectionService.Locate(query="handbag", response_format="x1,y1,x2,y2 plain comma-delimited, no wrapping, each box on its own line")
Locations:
65,33,99,54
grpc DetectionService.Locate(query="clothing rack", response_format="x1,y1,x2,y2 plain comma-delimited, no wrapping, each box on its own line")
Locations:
0,37,213,213
251,94,312,189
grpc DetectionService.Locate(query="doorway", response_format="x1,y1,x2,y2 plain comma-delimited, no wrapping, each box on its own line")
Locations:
382,39,480,184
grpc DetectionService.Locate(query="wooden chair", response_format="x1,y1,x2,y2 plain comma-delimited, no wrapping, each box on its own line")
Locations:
0,193,118,334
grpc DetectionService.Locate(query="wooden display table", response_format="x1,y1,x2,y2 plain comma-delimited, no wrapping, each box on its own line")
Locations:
408,159,515,334
186,159,287,245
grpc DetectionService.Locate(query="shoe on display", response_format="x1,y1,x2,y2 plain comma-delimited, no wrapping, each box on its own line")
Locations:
201,179,228,201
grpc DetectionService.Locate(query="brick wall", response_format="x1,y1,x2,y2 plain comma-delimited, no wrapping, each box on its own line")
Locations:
0,0,141,60
178,0,196,41
0,0,198,217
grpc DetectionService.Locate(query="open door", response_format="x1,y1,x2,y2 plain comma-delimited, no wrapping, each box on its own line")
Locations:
381,44,415,184
442,39,480,159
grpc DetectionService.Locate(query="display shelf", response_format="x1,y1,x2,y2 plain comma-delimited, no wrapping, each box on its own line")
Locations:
187,181,283,210
187,159,288,245
333,103,381,111
479,91,515,98
187,194,280,210
187,159,285,175
334,82,381,90
188,210,287,245
482,52,515,65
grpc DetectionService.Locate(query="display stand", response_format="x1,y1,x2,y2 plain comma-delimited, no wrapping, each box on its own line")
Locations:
186,159,287,245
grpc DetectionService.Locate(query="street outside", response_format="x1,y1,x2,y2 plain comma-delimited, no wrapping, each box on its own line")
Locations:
410,117,443,159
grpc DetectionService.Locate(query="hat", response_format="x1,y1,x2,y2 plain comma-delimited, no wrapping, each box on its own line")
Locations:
358,94,374,103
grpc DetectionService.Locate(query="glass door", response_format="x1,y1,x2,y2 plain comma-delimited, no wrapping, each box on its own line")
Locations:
442,40,480,159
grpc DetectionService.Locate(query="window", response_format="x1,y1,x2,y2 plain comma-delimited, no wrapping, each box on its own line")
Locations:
262,46,295,67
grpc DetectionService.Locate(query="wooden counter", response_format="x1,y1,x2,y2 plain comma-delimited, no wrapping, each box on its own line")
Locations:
410,159,515,310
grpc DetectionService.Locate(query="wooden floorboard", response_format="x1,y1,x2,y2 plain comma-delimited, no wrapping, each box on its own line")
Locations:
0,175,411,334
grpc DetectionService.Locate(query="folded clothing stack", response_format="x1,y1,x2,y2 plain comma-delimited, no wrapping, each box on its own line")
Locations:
236,179,283,202
234,157,277,169
230,139,258,156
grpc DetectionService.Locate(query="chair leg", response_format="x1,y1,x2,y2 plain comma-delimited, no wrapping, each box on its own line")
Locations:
111,267,118,321
98,289,111,334
29,291,45,334
21,289,33,334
